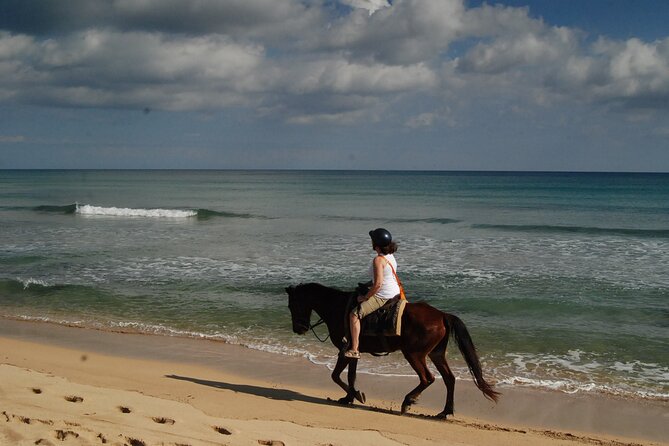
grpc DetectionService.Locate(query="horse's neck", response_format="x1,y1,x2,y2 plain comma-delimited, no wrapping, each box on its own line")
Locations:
311,287,350,323
312,292,349,350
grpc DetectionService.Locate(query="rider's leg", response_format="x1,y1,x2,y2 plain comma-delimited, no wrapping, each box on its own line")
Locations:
349,312,361,352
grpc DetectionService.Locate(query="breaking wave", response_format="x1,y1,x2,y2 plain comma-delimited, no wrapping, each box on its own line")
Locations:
32,203,255,219
77,204,197,218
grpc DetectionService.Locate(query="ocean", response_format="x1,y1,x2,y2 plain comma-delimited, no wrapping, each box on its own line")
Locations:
1,170,667,400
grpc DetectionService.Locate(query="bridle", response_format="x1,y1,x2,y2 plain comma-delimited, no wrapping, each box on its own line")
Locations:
290,289,330,343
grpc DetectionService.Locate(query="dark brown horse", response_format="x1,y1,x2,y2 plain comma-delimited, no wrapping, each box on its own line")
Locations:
285,282,499,418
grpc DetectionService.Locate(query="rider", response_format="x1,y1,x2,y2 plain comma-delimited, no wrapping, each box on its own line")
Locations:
344,228,401,359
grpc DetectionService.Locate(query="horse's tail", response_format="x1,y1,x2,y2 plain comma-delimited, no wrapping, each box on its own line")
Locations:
446,314,500,402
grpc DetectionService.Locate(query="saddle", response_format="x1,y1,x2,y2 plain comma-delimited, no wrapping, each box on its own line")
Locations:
352,282,406,337
361,296,406,337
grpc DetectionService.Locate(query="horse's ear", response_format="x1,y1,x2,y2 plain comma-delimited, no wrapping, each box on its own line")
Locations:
285,285,294,295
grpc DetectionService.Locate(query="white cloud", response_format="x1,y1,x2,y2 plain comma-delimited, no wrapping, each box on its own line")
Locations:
598,38,669,102
284,59,437,94
452,13,669,111
457,27,579,74
0,30,267,110
340,0,391,15
321,0,466,65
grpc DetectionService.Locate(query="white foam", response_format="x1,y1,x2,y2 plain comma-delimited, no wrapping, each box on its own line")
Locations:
76,204,197,218
498,376,601,394
18,277,50,289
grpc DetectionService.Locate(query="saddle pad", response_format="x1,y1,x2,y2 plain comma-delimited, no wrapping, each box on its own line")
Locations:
361,298,406,337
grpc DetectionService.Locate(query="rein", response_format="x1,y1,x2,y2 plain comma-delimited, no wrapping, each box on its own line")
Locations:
308,317,330,343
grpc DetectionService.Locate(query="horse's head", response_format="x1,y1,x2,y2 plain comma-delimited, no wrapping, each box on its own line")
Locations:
285,284,313,335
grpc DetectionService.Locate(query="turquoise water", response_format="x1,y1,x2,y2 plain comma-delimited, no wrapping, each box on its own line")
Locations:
1,170,667,399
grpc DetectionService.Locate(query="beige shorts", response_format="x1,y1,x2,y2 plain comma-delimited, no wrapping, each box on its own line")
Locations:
353,295,390,319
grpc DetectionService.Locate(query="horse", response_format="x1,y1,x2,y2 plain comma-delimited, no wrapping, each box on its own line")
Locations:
285,282,500,418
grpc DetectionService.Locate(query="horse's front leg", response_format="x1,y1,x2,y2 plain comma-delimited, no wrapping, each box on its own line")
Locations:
330,356,365,404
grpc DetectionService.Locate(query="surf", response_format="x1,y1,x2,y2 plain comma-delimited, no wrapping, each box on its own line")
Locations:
76,204,197,218
31,203,256,219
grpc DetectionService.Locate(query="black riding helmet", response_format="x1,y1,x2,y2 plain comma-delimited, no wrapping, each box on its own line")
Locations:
369,228,392,247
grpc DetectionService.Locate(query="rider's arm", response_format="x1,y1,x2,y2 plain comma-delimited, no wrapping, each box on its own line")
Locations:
361,256,384,301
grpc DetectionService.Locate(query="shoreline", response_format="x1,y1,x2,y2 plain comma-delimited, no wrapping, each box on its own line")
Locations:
4,312,667,403
3,313,667,403
1,318,667,445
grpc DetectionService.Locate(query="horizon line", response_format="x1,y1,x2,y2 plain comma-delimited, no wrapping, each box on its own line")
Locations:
1,168,668,174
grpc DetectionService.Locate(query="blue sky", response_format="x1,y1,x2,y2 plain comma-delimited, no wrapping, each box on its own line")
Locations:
0,0,667,171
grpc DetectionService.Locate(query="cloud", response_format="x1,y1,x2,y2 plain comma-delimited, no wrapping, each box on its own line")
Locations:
0,30,269,110
0,0,667,123
404,109,456,128
457,28,579,75
589,37,669,108
320,0,466,65
0,135,26,143
282,58,437,94
339,0,391,16
0,0,322,40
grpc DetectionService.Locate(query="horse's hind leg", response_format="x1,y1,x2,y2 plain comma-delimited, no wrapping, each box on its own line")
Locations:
429,348,456,418
401,352,435,414
330,356,365,404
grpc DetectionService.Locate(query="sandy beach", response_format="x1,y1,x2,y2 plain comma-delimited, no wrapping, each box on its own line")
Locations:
0,319,667,446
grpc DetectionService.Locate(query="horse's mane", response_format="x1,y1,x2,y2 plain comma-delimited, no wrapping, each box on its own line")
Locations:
294,282,353,298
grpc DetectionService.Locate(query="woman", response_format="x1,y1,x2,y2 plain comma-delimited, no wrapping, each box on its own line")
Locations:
344,228,401,359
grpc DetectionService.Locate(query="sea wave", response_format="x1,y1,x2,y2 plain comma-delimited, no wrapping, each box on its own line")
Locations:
495,376,669,400
77,204,197,218
0,278,52,292
496,351,669,400
472,223,669,239
323,215,460,224
18,278,50,289
34,204,78,214
32,203,256,219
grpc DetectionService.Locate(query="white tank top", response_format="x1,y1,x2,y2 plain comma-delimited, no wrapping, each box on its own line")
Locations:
369,254,401,299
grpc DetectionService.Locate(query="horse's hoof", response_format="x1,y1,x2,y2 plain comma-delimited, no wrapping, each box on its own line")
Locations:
401,397,416,415
337,396,354,405
355,391,366,404
435,411,451,420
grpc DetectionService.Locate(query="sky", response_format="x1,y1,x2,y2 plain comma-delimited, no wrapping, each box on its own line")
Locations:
0,0,667,171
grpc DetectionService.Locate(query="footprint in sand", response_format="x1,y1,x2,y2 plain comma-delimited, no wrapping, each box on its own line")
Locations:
125,437,146,446
55,430,79,441
64,395,84,403
18,416,31,424
213,426,232,435
118,406,132,414
151,417,175,425
258,441,285,446
32,387,43,394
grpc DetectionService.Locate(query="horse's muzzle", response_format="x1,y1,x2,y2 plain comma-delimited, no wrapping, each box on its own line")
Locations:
293,323,309,335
